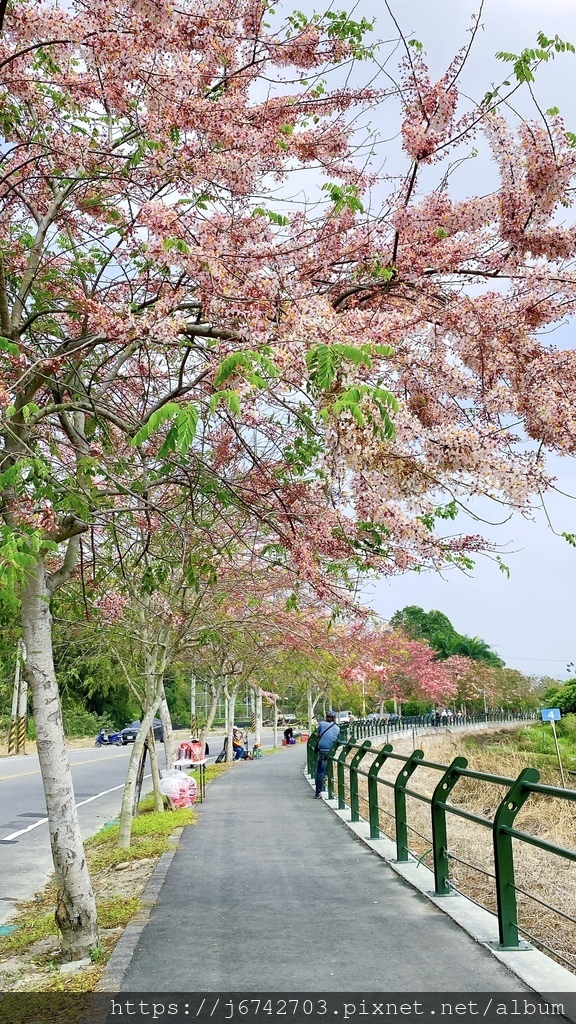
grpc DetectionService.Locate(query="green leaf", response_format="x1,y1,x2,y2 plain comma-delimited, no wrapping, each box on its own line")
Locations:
251,207,289,226
131,403,180,446
213,349,279,391
213,353,254,387
546,106,560,116
162,237,190,255
155,404,199,459
496,555,511,579
0,336,19,356
209,389,242,415
20,402,40,423
321,182,364,215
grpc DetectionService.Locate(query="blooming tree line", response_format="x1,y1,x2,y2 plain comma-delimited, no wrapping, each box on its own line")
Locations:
1,0,575,957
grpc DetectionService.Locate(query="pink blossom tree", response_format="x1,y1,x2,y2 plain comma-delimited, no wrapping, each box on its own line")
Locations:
2,0,576,959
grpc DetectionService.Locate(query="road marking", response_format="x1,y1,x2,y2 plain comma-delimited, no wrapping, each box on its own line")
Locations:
2,776,151,841
0,752,128,782
0,768,43,782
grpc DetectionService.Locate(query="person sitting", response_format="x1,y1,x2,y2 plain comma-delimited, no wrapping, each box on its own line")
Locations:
232,727,245,760
283,726,294,743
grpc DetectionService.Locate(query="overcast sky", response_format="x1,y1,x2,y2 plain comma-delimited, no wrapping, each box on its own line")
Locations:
326,0,576,680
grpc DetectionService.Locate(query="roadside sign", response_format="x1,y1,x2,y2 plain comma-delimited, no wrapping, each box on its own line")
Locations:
541,708,566,787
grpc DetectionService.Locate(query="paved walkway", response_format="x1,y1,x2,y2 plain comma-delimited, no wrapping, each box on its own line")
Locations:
120,746,529,993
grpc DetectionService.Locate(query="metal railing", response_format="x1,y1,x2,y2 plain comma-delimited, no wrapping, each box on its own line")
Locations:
306,732,576,955
346,710,538,742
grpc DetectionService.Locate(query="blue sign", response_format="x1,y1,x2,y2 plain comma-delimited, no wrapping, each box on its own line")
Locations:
541,708,561,722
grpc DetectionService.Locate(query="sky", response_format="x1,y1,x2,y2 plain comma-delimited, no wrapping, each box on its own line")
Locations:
321,0,576,680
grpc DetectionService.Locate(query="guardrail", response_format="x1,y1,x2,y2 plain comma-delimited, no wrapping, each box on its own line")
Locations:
345,710,538,742
306,731,576,959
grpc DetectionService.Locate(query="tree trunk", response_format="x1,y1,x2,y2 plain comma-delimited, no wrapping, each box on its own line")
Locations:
190,674,197,735
224,680,238,762
272,698,278,748
307,687,321,732
255,686,262,746
200,677,221,750
21,557,99,960
117,699,161,848
147,728,164,812
158,688,174,769
133,741,148,813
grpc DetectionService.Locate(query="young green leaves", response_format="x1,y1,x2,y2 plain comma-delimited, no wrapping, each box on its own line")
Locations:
305,342,397,437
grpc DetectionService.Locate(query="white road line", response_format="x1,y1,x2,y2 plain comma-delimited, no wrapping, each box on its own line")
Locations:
3,776,151,841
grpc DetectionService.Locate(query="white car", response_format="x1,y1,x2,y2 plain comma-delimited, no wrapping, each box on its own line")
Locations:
333,710,350,724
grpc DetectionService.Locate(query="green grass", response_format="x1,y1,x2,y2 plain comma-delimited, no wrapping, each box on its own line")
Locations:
462,716,576,780
0,897,142,955
86,805,195,871
0,911,56,954
97,896,141,929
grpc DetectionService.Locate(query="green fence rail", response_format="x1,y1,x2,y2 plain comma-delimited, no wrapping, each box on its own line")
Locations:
348,710,538,742
306,731,576,954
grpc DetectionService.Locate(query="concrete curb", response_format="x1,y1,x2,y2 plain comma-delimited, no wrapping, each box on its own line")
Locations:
305,771,576,1000
95,828,184,992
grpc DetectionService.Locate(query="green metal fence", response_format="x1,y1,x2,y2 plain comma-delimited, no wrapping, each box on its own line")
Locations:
306,732,576,957
348,710,538,742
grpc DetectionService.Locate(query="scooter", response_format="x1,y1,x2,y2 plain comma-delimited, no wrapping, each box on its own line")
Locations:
95,729,123,747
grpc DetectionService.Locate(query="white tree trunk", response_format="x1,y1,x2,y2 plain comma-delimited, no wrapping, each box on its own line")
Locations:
22,557,99,960
200,677,221,750
117,698,162,848
307,688,321,732
158,688,174,769
273,698,278,748
224,680,239,762
147,729,164,812
255,686,262,746
117,617,168,847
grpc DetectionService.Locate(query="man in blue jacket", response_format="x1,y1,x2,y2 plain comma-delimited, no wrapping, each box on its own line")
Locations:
315,711,340,798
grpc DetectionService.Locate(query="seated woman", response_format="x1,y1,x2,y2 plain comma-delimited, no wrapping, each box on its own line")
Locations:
232,727,245,760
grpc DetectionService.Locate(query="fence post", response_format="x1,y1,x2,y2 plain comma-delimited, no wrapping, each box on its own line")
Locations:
306,732,318,777
431,757,468,895
349,740,372,822
368,743,393,838
336,740,355,809
394,749,424,861
492,767,540,948
327,740,340,800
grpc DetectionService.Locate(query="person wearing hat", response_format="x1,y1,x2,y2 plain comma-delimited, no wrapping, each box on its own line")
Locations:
232,726,245,760
314,711,340,798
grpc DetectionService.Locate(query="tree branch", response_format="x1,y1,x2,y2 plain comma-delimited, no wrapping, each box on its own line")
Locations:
47,533,82,592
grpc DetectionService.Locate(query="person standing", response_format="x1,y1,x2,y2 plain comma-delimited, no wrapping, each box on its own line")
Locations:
314,711,340,798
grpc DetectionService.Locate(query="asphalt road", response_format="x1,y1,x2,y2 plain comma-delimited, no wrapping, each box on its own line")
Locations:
0,727,283,925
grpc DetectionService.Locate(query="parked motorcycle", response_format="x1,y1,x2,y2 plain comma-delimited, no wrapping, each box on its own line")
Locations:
95,729,123,747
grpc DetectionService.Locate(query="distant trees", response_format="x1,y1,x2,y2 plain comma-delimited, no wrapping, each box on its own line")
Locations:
390,607,504,667
542,679,576,715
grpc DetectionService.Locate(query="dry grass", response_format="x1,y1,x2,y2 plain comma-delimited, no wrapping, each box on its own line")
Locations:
348,729,576,974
